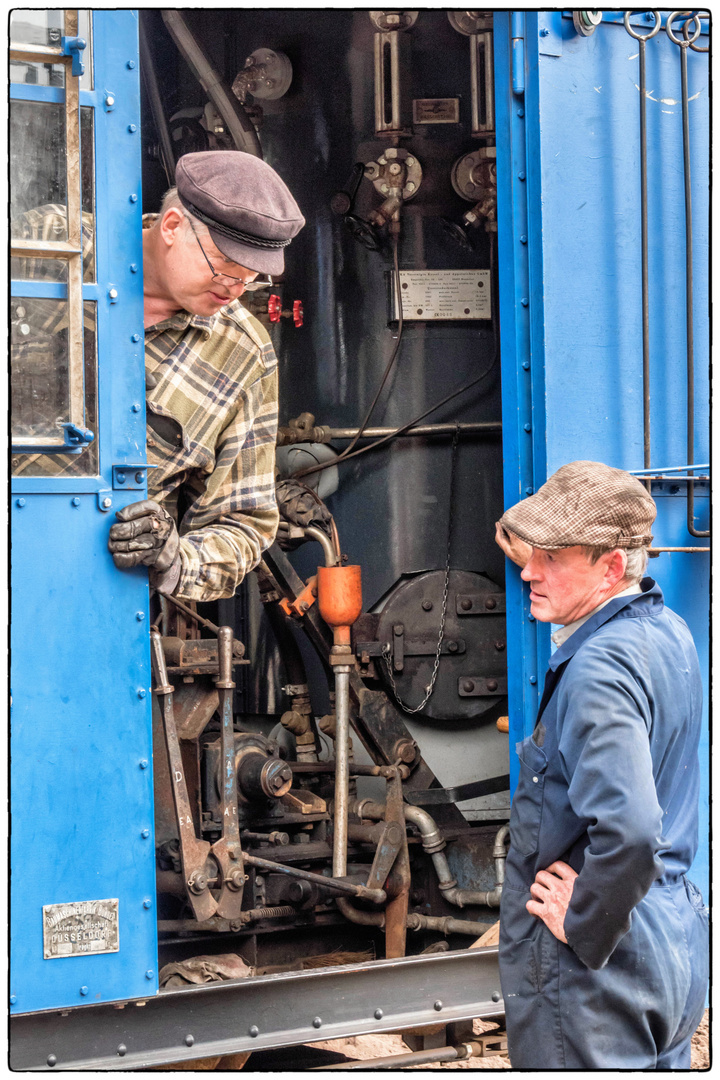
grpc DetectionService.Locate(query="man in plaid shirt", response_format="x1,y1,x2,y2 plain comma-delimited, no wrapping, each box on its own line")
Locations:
14,152,305,602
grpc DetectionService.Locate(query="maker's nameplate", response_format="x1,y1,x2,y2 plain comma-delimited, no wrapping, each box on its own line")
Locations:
413,98,460,124
390,270,491,321
43,899,119,959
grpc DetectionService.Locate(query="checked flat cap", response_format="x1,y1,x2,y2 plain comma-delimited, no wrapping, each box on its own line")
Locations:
176,151,305,275
499,461,656,550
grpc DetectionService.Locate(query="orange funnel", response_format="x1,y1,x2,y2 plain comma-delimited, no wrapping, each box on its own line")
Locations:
317,565,363,647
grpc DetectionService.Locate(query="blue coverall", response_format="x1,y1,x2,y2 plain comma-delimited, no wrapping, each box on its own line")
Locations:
499,579,708,1069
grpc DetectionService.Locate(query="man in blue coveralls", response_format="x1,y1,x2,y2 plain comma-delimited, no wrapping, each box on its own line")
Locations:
494,460,708,1069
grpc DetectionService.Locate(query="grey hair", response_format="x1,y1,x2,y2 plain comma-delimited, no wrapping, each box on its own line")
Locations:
158,186,184,218
582,544,649,584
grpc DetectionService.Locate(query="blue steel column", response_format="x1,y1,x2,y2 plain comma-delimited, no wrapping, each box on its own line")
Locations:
494,13,549,787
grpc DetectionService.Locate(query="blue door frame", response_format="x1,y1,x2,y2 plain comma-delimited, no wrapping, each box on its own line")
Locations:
11,10,157,1013
494,11,709,901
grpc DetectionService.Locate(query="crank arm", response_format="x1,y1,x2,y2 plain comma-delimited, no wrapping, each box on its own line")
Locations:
210,627,245,919
151,631,217,922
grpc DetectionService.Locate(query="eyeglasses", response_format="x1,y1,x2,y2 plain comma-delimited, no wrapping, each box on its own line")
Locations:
184,215,273,291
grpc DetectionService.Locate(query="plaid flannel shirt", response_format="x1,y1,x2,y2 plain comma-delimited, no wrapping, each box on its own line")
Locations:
12,208,280,601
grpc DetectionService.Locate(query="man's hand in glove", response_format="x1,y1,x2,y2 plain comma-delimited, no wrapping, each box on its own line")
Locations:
108,499,182,595
275,479,334,551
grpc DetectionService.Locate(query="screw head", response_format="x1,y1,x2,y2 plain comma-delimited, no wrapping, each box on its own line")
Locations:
131,333,140,342
117,1044,127,1057
71,497,81,507
185,1035,195,1047
80,986,89,996
127,60,136,69
313,1017,322,1029
141,828,150,838
135,472,145,483
462,680,475,694
116,472,126,484
106,95,115,106
529,675,537,685
524,422,532,432
521,297,529,306
249,1025,259,1038
145,969,154,980
525,486,534,495
10,995,17,1005
447,640,458,653
143,898,152,909
495,640,506,652
520,234,528,244
15,498,26,508
487,679,498,692
130,263,139,273
434,1000,443,1011
517,108,525,117
518,171,526,181
139,758,149,768
128,123,137,131
108,288,118,299
461,598,472,611
522,360,531,369
422,599,433,611
485,597,497,609
129,194,138,203
540,26,550,36
132,403,141,412
528,613,536,622
374,1008,383,1020
102,497,112,508
136,611,145,621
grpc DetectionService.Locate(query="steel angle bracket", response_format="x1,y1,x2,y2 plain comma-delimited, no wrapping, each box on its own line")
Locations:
10,947,503,1070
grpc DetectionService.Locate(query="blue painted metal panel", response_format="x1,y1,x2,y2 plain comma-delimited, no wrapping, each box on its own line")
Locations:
496,13,709,898
10,11,155,1014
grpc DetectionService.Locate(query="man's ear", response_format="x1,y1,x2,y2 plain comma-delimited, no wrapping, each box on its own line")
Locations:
604,548,628,588
158,208,185,247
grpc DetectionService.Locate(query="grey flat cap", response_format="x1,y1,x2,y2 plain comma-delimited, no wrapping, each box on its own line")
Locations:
175,151,305,275
500,461,656,550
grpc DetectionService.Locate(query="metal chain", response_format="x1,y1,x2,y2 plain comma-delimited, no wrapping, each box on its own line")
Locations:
382,424,459,713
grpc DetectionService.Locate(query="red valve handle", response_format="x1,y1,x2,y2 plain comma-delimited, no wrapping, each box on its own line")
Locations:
268,294,282,322
293,300,304,328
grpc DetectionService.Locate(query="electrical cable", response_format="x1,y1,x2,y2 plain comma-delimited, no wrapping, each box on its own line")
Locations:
296,231,500,480
341,233,404,457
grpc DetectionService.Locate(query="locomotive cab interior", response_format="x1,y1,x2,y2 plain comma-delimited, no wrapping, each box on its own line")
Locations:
139,7,511,977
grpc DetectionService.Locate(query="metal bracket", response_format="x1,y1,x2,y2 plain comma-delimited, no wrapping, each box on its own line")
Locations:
60,35,86,77
112,464,151,490
12,422,94,456
458,676,508,697
456,593,505,615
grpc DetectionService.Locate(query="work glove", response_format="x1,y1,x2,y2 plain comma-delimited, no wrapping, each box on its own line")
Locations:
275,479,334,551
108,499,182,594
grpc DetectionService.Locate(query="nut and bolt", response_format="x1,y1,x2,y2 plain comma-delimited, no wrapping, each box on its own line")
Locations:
141,828,150,839
71,497,81,507
380,183,389,193
139,758,149,768
145,970,154,980
102,498,112,508
80,986,89,996
143,898,152,909
447,640,458,653
188,871,208,895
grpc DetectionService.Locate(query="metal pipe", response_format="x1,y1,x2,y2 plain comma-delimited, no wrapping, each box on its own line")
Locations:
326,421,502,440
139,21,176,184
314,1043,478,1070
356,802,508,908
406,913,494,937
332,667,352,877
161,10,263,158
243,853,386,905
640,28,651,483
650,547,709,553
304,525,339,567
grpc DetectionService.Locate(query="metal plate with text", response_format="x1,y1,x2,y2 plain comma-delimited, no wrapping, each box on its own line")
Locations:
43,899,119,959
390,271,491,321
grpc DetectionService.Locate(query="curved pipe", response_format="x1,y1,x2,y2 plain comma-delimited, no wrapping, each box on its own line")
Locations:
304,525,340,567
354,801,509,909
336,899,492,938
161,10,263,158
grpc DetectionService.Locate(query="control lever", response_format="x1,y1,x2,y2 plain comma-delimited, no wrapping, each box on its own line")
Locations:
150,631,218,921
330,161,382,251
209,627,246,919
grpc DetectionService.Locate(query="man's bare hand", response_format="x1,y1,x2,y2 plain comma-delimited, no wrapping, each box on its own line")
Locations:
526,860,578,943
495,521,532,568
